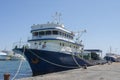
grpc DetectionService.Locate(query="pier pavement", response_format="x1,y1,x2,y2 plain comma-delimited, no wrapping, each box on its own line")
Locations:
17,62,120,80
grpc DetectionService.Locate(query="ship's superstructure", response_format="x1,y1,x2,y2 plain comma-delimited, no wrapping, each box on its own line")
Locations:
28,22,83,54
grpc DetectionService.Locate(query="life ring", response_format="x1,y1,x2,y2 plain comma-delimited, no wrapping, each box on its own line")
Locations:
31,58,39,64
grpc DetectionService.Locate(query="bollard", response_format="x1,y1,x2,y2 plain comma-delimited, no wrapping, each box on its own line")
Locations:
4,73,10,80
83,64,87,69
108,61,111,65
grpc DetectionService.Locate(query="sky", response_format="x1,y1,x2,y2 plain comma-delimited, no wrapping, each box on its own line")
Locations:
0,0,120,56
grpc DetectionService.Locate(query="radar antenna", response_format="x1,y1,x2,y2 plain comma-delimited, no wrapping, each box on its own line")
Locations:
52,12,62,24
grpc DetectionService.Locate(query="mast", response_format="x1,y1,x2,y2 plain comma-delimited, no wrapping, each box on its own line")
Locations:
52,12,62,24
75,30,87,43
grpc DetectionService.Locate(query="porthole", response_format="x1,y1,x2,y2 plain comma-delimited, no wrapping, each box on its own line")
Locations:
34,43,37,45
63,43,64,46
60,43,62,46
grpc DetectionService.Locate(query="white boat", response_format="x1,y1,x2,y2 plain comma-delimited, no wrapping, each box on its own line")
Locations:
0,51,10,60
1,50,25,60
104,47,120,62
10,54,26,60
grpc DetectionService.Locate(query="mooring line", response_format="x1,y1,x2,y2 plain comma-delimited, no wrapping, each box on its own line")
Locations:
11,47,25,80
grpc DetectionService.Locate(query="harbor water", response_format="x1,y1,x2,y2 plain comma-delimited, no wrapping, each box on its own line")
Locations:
0,60,32,80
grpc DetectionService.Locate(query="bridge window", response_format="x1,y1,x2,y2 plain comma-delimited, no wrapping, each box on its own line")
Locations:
65,33,67,37
33,32,38,36
59,32,62,35
39,31,45,36
66,34,69,38
53,31,58,35
46,31,51,35
62,33,65,37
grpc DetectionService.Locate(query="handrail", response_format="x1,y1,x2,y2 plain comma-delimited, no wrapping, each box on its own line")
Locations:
12,42,30,49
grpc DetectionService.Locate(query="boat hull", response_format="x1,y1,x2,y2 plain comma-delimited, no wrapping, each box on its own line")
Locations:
13,48,93,76
0,55,10,60
104,56,117,62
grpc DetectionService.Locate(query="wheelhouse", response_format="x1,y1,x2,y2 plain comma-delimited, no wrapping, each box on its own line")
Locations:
32,30,74,40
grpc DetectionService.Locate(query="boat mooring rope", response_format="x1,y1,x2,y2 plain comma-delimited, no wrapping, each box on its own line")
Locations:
11,47,26,80
28,49,81,69
71,52,81,68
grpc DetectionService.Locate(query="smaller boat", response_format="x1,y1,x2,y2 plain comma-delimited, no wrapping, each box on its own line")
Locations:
104,53,117,62
0,50,25,61
104,47,120,62
10,54,26,60
0,51,10,60
83,49,107,64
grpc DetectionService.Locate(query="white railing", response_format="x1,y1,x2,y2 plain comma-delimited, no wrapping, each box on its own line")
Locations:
28,35,75,43
12,42,30,49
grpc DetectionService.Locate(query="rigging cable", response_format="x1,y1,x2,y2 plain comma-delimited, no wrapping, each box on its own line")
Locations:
11,47,25,80
71,52,81,68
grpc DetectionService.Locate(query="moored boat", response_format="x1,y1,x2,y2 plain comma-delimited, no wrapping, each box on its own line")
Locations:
104,47,120,62
0,51,10,60
13,13,98,76
104,53,120,62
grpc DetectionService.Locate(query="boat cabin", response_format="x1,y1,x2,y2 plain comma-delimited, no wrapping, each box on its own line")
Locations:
28,22,83,53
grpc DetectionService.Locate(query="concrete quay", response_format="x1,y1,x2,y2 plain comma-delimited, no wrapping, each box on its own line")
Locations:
17,62,120,80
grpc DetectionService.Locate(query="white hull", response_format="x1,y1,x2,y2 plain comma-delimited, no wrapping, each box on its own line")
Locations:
0,55,10,60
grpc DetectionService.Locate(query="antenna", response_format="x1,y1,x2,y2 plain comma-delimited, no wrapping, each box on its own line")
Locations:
52,12,62,24
75,29,87,43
